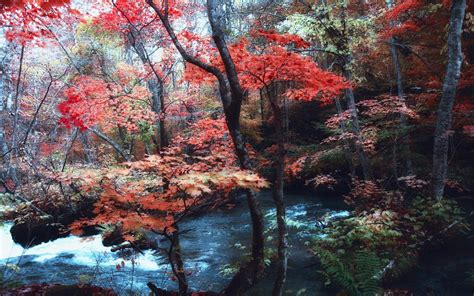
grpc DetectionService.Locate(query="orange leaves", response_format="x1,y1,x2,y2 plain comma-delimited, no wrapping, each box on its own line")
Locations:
184,35,349,103
141,215,174,232
344,178,383,205
0,0,27,8
171,117,239,171
173,170,269,197
69,181,178,235
121,213,173,232
102,185,136,204
93,0,157,33
68,166,268,236
224,170,269,191
377,0,453,40
0,0,73,45
379,21,419,39
186,118,230,147
0,0,70,9
237,41,349,101
384,0,423,21
286,156,307,179
397,175,429,189
141,195,182,211
58,73,156,133
357,96,420,120
251,29,310,48
175,175,212,197
69,222,85,236
122,234,136,242
306,174,337,189
67,116,268,239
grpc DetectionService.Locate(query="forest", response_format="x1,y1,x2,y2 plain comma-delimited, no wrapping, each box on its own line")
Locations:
0,0,473,295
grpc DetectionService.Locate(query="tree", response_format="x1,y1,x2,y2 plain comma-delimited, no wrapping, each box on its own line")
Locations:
0,0,74,45
280,0,376,180
67,117,268,295
186,29,349,295
432,0,467,200
57,68,156,160
145,1,266,293
94,0,174,150
0,0,77,186
1,0,473,294
385,0,414,176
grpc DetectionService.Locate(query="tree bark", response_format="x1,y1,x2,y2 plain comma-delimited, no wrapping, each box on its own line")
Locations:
432,0,466,200
221,127,265,296
259,88,265,126
207,2,265,293
125,27,168,150
89,127,131,161
389,39,413,175
79,130,96,164
0,53,9,162
8,45,25,186
334,97,356,177
266,84,288,296
170,227,188,296
146,1,265,293
387,0,413,176
61,128,79,172
342,62,372,181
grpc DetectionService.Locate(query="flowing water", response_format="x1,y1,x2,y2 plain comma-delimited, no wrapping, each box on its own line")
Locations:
0,191,348,295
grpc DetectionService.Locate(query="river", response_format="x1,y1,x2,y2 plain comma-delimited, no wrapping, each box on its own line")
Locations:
0,190,349,295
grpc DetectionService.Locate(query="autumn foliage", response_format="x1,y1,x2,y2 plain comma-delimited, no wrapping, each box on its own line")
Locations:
185,31,349,103
57,66,156,133
67,118,268,239
0,0,472,294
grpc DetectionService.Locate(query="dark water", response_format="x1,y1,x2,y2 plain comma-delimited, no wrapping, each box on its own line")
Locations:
0,191,349,295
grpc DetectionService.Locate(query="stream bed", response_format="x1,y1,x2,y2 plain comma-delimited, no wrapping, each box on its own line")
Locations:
0,191,349,295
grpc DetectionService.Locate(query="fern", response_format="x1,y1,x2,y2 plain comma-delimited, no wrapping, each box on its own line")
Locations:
318,249,383,296
353,251,383,295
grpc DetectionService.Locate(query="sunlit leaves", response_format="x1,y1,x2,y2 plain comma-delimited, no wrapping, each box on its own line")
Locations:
0,0,75,45
68,117,268,239
185,35,349,103
57,70,156,133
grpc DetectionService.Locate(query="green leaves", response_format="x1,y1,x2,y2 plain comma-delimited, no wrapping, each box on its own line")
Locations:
316,248,383,296
280,5,377,57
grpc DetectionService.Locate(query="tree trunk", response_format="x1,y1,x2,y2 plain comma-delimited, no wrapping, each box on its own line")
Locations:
208,1,266,293
80,130,96,164
126,28,168,151
146,0,266,293
432,0,466,200
61,128,79,172
389,40,413,175
221,120,265,295
8,45,25,186
342,63,372,180
335,97,356,177
387,0,413,175
0,56,9,162
259,88,265,126
266,84,288,296
170,228,188,296
148,78,168,149
90,127,130,161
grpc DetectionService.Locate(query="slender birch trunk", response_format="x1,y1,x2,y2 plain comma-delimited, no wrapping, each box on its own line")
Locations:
432,0,466,200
